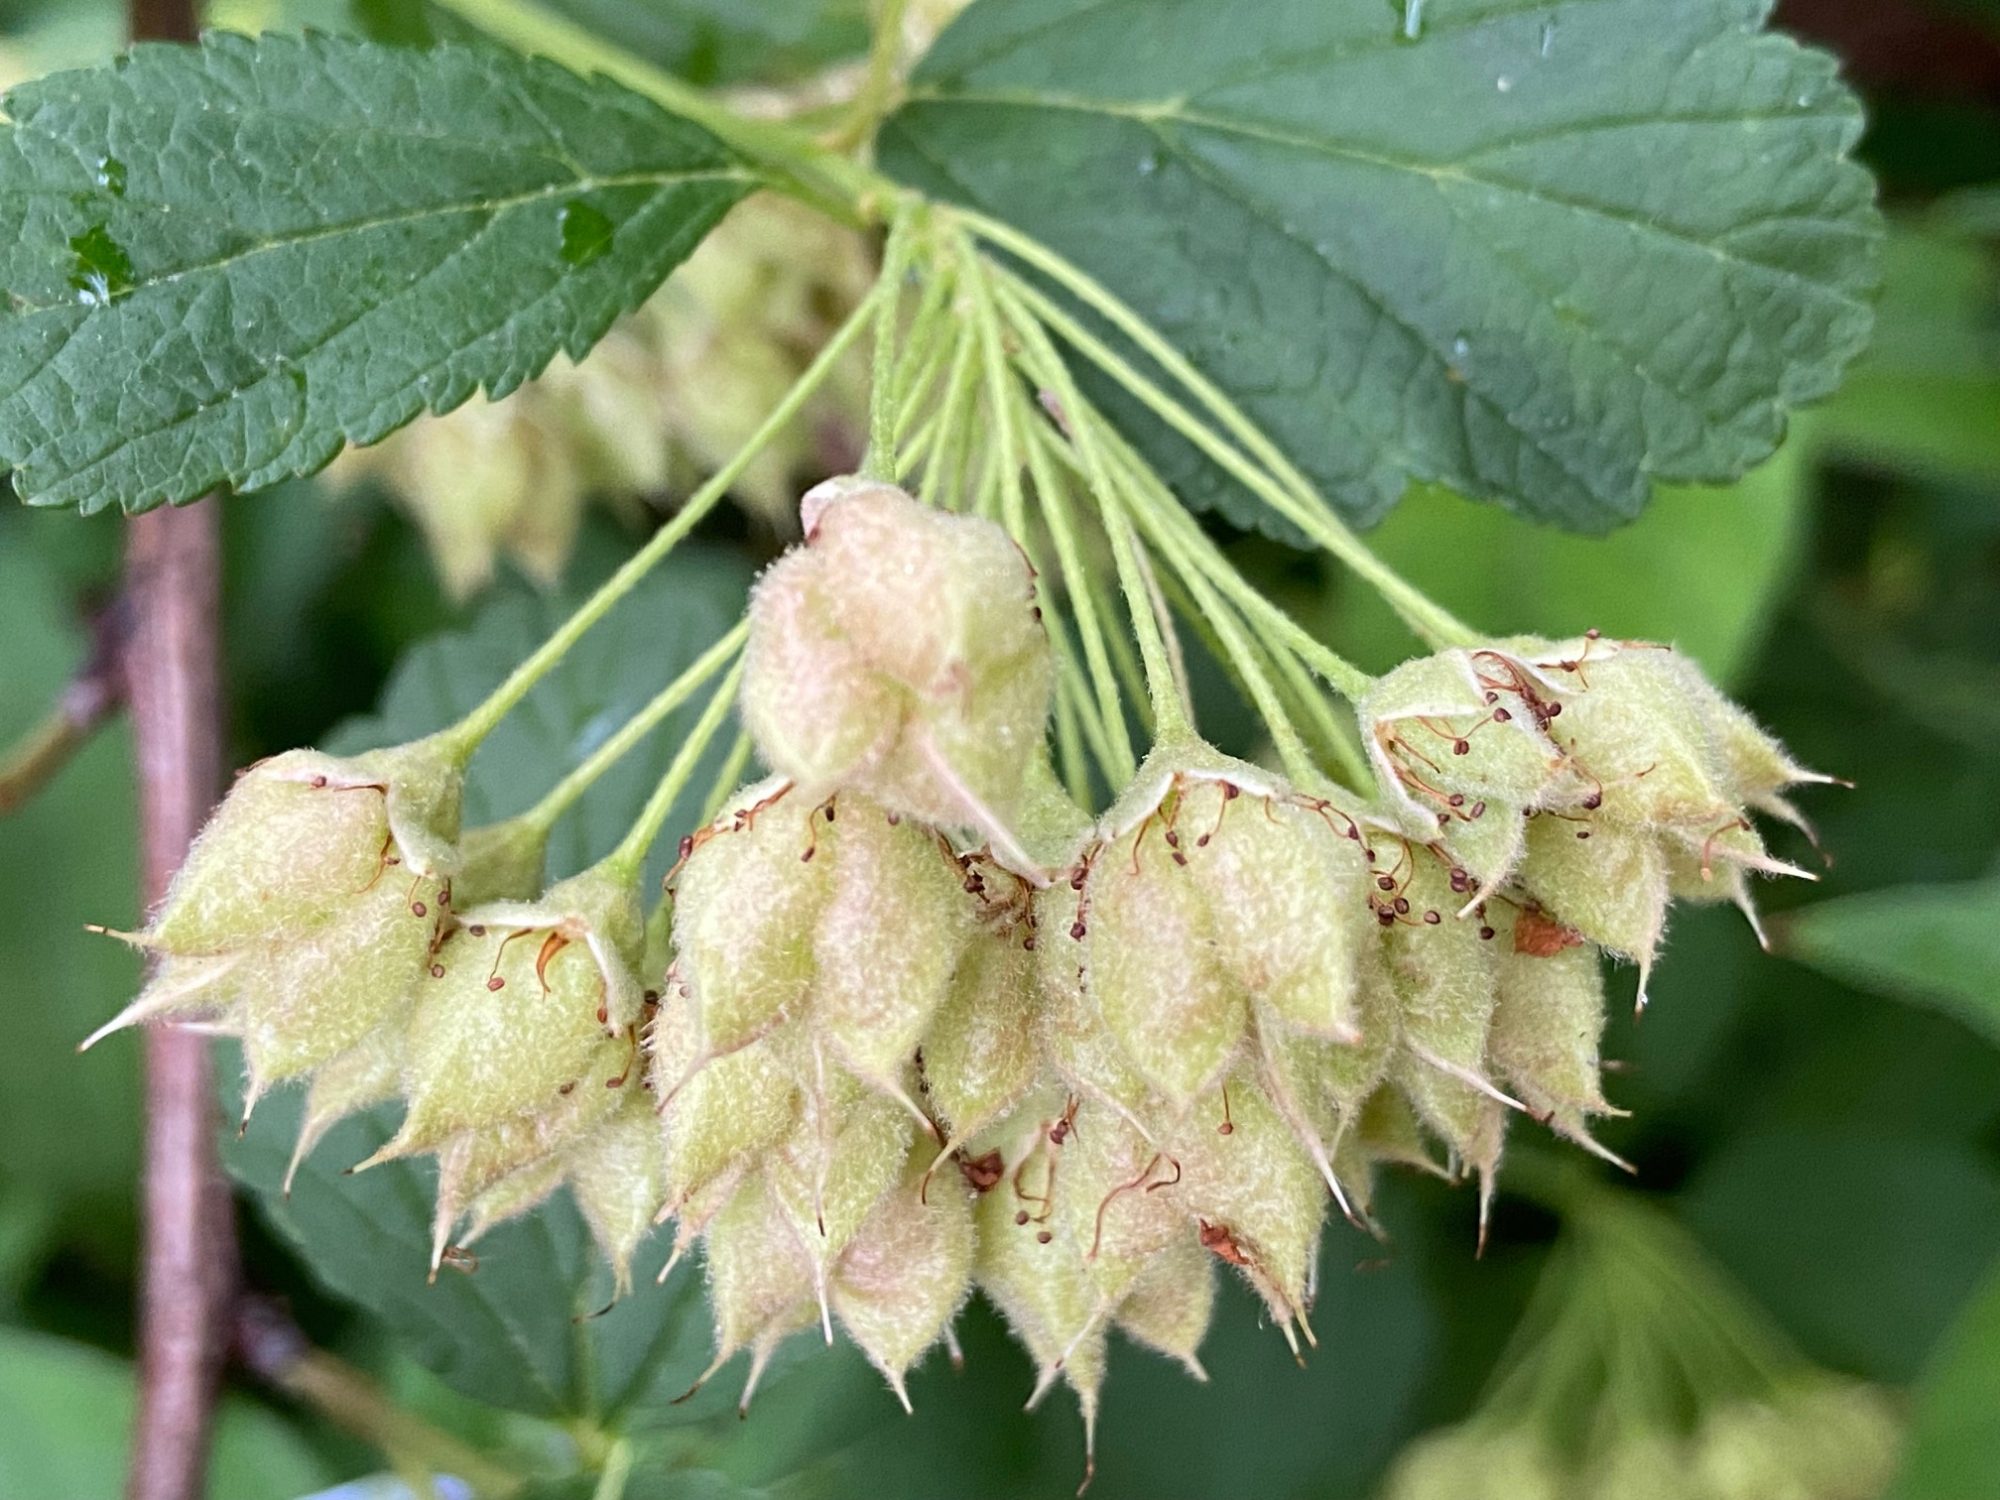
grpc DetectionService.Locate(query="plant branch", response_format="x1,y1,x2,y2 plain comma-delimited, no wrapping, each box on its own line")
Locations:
0,596,127,817
123,25,235,1500
233,1297,522,1500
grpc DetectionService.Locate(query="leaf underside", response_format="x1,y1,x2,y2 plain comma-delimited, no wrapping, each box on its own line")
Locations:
0,32,754,514
881,0,1883,536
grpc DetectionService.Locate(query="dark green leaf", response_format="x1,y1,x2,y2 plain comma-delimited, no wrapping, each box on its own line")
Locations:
0,1327,334,1500
0,33,754,514
1321,438,1808,684
1891,1255,2000,1500
1778,879,2000,1048
881,0,1880,535
537,0,870,88
1682,1130,2000,1381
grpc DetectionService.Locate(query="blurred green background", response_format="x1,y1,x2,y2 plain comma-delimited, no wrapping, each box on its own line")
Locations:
0,1,1997,1497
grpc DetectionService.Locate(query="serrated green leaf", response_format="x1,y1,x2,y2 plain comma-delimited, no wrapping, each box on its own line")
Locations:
1891,1254,2000,1500
0,1327,335,1500
0,32,755,514
1779,879,2000,1048
881,0,1881,536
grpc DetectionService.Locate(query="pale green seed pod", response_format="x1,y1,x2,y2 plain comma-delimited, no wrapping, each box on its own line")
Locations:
651,979,801,1216
1081,747,1372,1110
830,1145,976,1409
1158,1066,1327,1337
1380,1427,1567,1500
922,895,1039,1152
811,798,972,1091
740,479,1053,833
1110,1237,1215,1380
672,777,834,1054
699,1175,820,1409
382,859,647,1161
1379,856,1508,1179
1486,906,1615,1157
766,1090,912,1301
567,1094,671,1296
1518,813,1668,995
84,737,465,1112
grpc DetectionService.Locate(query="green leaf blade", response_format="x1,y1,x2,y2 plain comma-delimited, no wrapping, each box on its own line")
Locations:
882,0,1882,534
1780,878,2000,1047
0,32,755,514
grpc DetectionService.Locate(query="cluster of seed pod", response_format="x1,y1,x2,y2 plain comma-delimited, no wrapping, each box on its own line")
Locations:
1381,1380,1902,1500
87,476,1828,1481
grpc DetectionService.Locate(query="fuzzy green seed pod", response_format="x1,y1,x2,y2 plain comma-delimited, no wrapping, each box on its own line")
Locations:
378,858,647,1163
1362,635,1827,1005
922,873,1040,1153
1082,746,1373,1110
1380,1428,1566,1500
651,978,802,1217
741,479,1053,837
565,1094,671,1295
1485,906,1617,1161
1379,855,1508,1185
830,1145,976,1409
671,777,834,1054
697,1175,821,1410
84,737,465,1111
670,783,972,1123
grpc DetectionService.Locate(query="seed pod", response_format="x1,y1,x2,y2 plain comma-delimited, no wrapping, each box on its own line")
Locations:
830,1145,976,1409
382,859,647,1161
84,736,465,1110
1361,636,1828,947
1158,1067,1326,1340
766,1091,912,1308
1379,855,1507,1176
922,902,1039,1152
672,778,834,1054
650,979,801,1216
741,479,1053,835
453,814,551,909
1517,814,1668,994
698,1175,820,1410
1380,1428,1566,1500
1082,747,1373,1110
285,1026,403,1193
1485,907,1617,1160
1110,1237,1215,1380
811,798,971,1091
567,1094,671,1295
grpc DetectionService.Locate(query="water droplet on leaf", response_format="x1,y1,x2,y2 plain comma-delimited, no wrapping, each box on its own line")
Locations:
1539,20,1557,56
1138,150,1159,177
1401,0,1425,40
558,200,614,268
95,156,127,197
68,224,134,307
1496,74,1514,93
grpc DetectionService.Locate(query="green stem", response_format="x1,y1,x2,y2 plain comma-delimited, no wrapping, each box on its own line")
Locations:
518,619,750,835
863,204,920,479
589,1439,634,1500
608,658,746,877
442,277,886,755
829,0,913,151
978,248,1477,649
994,282,1192,741
434,0,891,224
